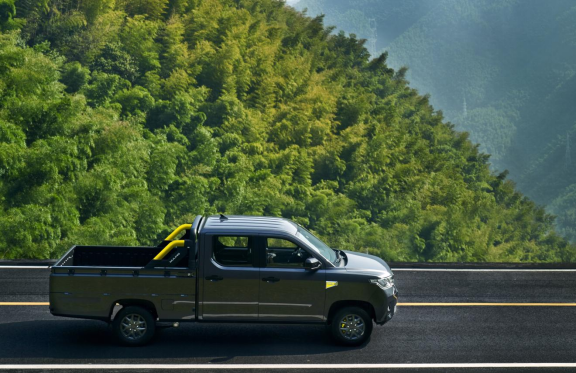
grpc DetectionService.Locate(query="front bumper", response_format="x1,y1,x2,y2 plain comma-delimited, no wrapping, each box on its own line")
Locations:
375,286,398,325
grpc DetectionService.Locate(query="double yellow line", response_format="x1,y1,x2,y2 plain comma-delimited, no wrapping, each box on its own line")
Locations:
2,302,576,306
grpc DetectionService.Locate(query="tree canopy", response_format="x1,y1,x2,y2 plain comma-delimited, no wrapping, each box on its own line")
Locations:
0,0,573,262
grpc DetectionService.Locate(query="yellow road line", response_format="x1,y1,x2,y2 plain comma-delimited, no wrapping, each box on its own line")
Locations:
398,303,576,306
0,302,49,306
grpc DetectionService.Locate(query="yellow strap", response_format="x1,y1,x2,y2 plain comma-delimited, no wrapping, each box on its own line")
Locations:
165,224,192,241
154,240,185,261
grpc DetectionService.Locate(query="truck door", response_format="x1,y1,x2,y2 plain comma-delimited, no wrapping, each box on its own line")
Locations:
200,235,260,321
258,236,326,322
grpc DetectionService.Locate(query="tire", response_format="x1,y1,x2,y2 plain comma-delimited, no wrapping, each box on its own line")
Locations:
330,306,373,346
113,306,156,346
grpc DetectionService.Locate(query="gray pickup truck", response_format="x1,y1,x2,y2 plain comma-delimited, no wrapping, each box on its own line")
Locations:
50,215,398,346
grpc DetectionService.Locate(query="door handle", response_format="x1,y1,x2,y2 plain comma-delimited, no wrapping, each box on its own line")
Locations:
205,275,223,282
262,277,280,283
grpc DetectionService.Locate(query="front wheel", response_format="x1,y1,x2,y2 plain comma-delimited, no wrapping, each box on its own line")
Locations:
330,306,373,346
113,306,156,346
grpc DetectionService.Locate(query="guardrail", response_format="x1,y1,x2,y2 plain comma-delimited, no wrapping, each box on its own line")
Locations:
2,260,576,269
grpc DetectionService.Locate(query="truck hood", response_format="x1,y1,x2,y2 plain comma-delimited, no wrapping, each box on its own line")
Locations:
343,250,393,277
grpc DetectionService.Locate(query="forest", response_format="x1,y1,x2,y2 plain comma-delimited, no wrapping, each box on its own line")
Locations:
295,0,576,242
0,0,573,262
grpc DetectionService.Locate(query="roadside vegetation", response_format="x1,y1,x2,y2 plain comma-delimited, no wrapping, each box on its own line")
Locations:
0,0,573,262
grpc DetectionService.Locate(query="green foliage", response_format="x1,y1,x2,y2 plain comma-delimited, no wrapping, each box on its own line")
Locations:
91,42,139,83
0,0,23,32
0,0,573,262
118,0,169,20
0,0,16,27
61,61,90,93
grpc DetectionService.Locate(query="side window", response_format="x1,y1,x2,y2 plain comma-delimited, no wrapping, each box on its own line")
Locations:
265,238,310,268
213,236,254,267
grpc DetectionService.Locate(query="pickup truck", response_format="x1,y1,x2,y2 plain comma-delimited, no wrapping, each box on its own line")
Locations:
50,215,398,346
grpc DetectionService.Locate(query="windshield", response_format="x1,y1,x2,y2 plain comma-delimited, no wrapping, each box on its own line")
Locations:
295,226,337,264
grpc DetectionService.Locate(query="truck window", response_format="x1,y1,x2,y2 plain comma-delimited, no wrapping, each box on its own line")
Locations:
265,238,310,268
295,225,337,264
213,236,254,267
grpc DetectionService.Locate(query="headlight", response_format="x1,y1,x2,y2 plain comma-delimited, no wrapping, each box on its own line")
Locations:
370,275,394,290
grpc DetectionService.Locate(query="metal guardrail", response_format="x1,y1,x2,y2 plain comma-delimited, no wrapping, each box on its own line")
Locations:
2,260,576,269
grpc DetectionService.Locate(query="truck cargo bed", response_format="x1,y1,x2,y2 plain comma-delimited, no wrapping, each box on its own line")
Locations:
55,246,169,267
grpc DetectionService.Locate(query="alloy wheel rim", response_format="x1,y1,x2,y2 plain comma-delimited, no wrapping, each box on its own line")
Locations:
339,314,365,340
120,314,147,340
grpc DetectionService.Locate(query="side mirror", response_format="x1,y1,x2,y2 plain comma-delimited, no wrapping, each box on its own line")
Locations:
304,257,321,270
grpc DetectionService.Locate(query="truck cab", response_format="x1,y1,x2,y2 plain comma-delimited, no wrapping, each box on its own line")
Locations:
50,215,398,346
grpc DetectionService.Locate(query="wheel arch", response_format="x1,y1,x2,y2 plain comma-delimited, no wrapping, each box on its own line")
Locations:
108,299,158,321
326,300,375,324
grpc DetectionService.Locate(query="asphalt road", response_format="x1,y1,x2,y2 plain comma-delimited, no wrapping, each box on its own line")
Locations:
0,267,575,372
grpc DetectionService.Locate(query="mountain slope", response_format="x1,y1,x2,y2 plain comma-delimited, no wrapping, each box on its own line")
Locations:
296,0,576,241
0,0,572,261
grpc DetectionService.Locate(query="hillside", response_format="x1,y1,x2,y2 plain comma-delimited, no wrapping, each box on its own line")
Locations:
294,0,576,241
0,0,573,262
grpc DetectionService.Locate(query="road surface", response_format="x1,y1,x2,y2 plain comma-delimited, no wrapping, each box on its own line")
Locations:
0,266,575,372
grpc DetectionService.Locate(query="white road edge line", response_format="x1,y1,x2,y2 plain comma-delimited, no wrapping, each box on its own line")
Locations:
1,363,576,369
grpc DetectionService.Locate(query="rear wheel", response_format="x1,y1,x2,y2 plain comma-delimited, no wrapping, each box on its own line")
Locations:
330,306,373,346
113,306,155,346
